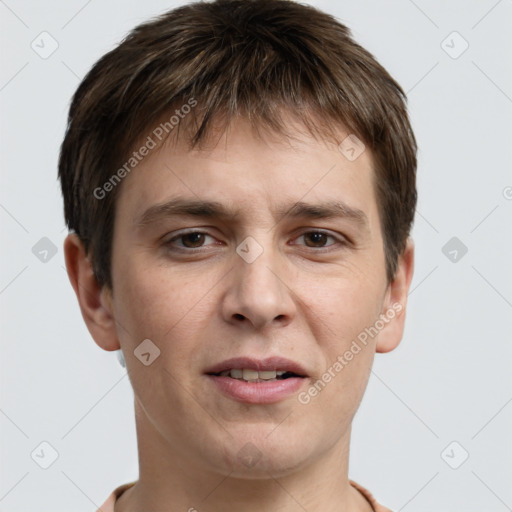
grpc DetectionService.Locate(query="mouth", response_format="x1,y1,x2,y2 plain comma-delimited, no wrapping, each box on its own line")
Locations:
205,356,308,380
208,368,305,382
204,357,308,404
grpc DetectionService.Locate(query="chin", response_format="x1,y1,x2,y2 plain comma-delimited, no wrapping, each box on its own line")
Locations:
204,426,319,479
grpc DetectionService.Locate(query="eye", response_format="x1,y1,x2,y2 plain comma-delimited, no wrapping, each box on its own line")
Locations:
293,230,341,248
165,231,218,250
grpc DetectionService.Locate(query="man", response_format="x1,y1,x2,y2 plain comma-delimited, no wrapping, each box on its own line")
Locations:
59,0,416,510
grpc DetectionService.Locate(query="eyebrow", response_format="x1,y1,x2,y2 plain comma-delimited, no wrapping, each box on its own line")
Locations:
135,198,369,230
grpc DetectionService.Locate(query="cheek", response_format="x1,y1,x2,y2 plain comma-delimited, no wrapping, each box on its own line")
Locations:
112,258,220,349
298,272,383,403
299,281,379,432
302,271,385,343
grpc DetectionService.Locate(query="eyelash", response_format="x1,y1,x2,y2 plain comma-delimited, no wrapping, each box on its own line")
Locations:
164,230,346,253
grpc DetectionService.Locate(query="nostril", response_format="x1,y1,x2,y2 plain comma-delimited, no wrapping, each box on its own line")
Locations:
234,313,245,320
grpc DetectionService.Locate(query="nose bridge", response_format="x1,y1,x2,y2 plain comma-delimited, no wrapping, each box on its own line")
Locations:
223,232,294,329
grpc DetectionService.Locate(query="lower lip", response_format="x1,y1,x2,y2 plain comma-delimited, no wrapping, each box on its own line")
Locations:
206,375,306,404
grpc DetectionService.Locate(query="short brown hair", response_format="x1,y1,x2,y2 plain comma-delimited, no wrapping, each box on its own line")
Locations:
58,0,417,289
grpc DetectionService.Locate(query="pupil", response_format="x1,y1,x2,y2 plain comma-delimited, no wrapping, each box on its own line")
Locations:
183,233,204,247
307,232,326,247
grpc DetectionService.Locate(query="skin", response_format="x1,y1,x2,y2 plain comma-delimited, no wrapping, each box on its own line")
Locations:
64,115,414,512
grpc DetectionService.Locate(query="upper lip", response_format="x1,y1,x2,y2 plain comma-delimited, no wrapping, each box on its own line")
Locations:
205,356,308,377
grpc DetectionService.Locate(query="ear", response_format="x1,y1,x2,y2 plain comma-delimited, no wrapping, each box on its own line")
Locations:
376,237,415,353
63,233,120,352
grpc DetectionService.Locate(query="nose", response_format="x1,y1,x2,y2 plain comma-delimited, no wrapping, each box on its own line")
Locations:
220,238,296,331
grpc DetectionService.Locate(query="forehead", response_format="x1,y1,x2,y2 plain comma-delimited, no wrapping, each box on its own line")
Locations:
114,115,379,231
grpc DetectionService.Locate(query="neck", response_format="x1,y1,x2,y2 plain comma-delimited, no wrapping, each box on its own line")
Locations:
115,399,373,512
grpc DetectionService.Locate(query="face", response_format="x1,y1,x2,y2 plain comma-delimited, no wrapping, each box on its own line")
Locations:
94,116,409,478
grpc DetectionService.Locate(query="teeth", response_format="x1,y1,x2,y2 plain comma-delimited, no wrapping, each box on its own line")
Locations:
259,370,277,379
242,369,259,381
219,369,284,381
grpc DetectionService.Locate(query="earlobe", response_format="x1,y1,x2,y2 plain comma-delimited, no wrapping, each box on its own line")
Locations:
376,238,415,354
63,233,120,352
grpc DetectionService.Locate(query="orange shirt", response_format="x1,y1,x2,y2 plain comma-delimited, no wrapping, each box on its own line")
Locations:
97,479,392,511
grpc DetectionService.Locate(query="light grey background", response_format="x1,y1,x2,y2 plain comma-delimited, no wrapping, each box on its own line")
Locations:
1,1,511,511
